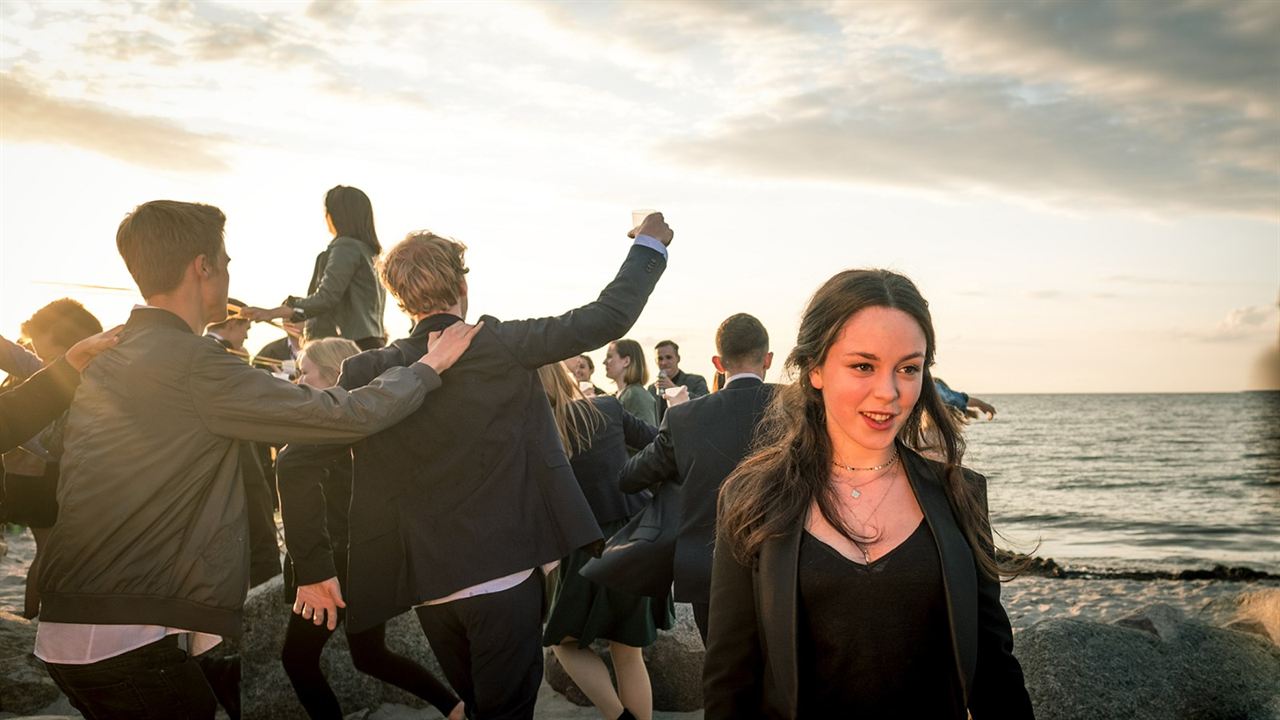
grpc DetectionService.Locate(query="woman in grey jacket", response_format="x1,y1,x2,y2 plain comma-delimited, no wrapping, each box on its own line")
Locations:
247,185,387,349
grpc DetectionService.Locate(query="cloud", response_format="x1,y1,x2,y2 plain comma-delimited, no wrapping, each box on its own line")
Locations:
651,1,1279,219
1200,303,1279,342
1029,289,1064,300
1104,275,1225,287
0,74,228,172
850,0,1280,122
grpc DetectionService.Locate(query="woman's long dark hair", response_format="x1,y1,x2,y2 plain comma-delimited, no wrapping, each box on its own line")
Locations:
718,269,1007,581
325,185,380,253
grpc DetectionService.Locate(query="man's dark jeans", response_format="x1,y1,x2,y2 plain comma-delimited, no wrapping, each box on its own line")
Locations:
43,635,217,720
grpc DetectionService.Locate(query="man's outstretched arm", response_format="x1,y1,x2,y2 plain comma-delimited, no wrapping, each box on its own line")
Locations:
496,214,674,369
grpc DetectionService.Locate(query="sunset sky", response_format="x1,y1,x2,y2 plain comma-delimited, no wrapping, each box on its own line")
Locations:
2,0,1277,393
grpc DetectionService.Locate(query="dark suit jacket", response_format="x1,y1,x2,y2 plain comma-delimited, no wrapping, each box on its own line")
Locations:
1,359,79,524
620,376,775,603
567,396,657,525
289,243,667,633
277,443,353,603
650,369,709,421
702,446,1033,719
0,358,79,454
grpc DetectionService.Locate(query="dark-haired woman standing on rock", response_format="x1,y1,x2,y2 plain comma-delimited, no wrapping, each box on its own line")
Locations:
704,269,1033,719
245,185,386,350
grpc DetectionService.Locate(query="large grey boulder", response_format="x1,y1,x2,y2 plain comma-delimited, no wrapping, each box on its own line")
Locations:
545,602,705,712
241,575,449,720
1019,603,1280,720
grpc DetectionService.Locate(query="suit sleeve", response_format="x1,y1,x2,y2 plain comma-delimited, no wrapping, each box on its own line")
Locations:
619,406,657,451
968,472,1035,718
686,374,709,399
702,527,766,719
0,335,44,380
493,244,665,369
189,343,440,444
277,442,350,585
619,415,677,494
0,357,80,453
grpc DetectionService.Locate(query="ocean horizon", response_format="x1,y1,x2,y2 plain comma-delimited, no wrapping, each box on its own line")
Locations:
970,390,1280,575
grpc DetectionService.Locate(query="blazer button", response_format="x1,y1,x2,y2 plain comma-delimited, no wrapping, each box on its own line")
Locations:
646,260,656,272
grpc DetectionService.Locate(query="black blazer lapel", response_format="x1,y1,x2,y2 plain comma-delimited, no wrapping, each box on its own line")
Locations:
757,524,801,718
903,446,978,703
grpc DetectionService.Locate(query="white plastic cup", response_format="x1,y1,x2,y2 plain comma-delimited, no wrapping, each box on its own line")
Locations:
664,386,683,399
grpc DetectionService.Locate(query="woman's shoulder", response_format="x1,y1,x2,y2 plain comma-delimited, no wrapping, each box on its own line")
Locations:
329,235,374,256
620,383,655,404
590,395,623,413
903,444,988,488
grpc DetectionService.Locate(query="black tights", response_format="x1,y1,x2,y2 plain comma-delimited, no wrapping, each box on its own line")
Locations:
281,611,458,719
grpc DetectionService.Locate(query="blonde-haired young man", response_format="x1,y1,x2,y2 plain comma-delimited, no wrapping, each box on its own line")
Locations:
283,214,674,719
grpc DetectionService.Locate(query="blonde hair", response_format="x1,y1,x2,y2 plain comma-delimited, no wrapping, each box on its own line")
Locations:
378,231,468,316
299,337,362,387
537,362,606,458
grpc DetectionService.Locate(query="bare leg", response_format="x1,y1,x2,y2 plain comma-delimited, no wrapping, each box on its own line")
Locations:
552,639,624,720
609,642,652,720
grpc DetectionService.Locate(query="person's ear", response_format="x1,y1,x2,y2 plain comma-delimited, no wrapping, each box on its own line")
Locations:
195,254,212,278
711,355,726,373
763,351,774,371
809,366,823,390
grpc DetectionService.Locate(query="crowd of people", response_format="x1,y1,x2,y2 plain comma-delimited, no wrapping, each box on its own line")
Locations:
0,185,1030,720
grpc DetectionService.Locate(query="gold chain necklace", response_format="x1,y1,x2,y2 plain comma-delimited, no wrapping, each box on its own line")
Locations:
831,451,898,499
840,466,901,563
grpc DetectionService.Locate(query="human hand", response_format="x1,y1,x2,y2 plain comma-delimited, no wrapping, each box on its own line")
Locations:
293,576,346,630
242,306,290,322
628,211,673,246
655,373,675,390
665,385,690,407
970,398,996,420
64,325,123,372
420,320,484,374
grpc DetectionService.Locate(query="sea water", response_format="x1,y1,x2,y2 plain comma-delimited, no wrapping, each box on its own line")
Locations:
967,391,1280,574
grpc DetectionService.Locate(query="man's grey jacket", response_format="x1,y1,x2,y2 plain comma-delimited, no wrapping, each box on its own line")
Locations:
39,307,439,638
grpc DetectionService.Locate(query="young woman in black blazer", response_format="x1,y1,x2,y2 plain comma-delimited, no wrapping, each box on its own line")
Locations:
705,269,1033,719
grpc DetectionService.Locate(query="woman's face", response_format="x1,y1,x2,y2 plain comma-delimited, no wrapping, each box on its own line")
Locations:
809,306,926,459
297,354,334,389
603,344,630,384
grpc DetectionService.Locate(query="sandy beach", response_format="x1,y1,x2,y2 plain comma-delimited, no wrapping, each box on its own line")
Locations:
3,525,1276,719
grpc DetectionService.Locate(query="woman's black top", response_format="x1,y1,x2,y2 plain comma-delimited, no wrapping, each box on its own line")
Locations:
797,518,965,718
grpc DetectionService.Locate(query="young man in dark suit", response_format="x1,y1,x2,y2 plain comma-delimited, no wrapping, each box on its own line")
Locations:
620,313,774,643
649,339,709,421
286,214,674,720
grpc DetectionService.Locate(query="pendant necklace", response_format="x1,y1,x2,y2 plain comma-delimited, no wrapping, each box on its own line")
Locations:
832,451,898,499
845,468,901,563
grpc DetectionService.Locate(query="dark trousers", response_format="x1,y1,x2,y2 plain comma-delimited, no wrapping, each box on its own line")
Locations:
692,601,710,644
44,636,217,720
414,571,544,720
281,612,458,718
